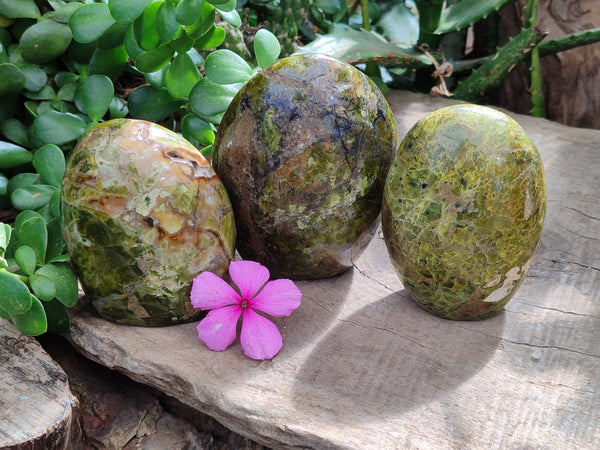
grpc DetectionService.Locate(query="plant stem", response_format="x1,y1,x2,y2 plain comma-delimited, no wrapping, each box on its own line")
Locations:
527,0,545,117
360,0,370,31
538,27,600,56
452,27,548,102
415,0,444,49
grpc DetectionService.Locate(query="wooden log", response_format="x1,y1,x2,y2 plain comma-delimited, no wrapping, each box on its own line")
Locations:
0,320,77,449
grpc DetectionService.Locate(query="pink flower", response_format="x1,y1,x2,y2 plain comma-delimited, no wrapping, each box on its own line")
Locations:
190,260,302,360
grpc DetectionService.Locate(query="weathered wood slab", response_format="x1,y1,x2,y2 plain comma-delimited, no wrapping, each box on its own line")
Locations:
65,91,599,449
0,320,77,449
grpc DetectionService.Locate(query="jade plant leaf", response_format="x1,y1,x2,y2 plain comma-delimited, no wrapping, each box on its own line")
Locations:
0,0,40,19
0,174,8,196
11,295,47,336
182,114,214,146
69,3,116,43
165,52,201,98
133,1,163,51
30,271,56,301
11,184,56,211
45,217,65,262
108,0,153,24
14,210,47,265
89,45,129,80
135,43,174,72
20,64,47,92
33,110,86,145
194,26,226,50
81,74,114,122
0,270,32,315
14,245,36,276
32,144,65,188
190,77,242,118
0,141,32,169
127,85,183,122
204,49,253,84
156,1,180,42
0,119,29,147
36,263,78,307
175,0,204,26
0,63,25,96
20,20,72,64
254,29,281,68
186,2,215,39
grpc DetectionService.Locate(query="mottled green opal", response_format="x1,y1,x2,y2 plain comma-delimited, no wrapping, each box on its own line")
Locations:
61,119,236,326
382,105,546,320
213,53,398,279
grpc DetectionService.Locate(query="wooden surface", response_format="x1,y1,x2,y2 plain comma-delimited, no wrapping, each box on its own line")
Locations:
65,91,599,449
0,320,77,449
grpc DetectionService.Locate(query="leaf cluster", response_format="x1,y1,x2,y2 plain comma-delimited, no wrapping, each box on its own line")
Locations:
0,0,281,335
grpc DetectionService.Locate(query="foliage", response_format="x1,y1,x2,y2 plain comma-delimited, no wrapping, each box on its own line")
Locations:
299,0,600,103
0,0,281,335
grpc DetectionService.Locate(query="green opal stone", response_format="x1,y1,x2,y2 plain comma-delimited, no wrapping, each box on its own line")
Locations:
382,105,546,320
61,119,236,326
213,53,398,279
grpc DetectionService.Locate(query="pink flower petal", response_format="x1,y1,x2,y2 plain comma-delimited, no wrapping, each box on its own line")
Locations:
196,305,241,352
229,260,270,300
239,309,283,360
250,279,302,317
190,271,241,310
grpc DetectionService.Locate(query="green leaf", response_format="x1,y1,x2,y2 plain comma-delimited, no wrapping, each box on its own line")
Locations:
254,29,280,68
134,1,163,51
109,0,153,23
0,119,29,147
46,217,64,262
15,245,37,276
14,210,48,267
23,84,56,101
135,43,174,73
11,184,56,211
7,173,40,195
54,71,79,88
30,271,56,301
175,0,204,26
11,295,47,336
96,21,129,50
109,96,128,119
127,85,183,122
36,263,78,307
165,52,201,98
0,270,32,315
205,0,236,7
0,222,11,255
33,110,86,145
33,144,65,188
43,298,71,334
194,25,225,50
0,173,8,196
0,0,40,19
0,141,32,169
186,2,215,39
156,1,180,42
20,20,72,64
377,3,420,47
182,114,214,146
436,0,513,34
69,3,116,44
168,31,194,53
0,63,25,96
189,77,241,118
81,74,114,122
213,0,237,13
217,8,241,27
89,45,128,80
299,24,431,68
48,186,61,218
19,64,48,92
205,49,253,84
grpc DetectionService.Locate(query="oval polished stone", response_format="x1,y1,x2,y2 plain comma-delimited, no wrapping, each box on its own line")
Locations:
213,53,398,279
61,119,236,326
382,104,546,320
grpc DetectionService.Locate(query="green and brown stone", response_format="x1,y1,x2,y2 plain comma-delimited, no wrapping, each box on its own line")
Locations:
61,119,236,326
213,53,398,279
382,104,546,320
